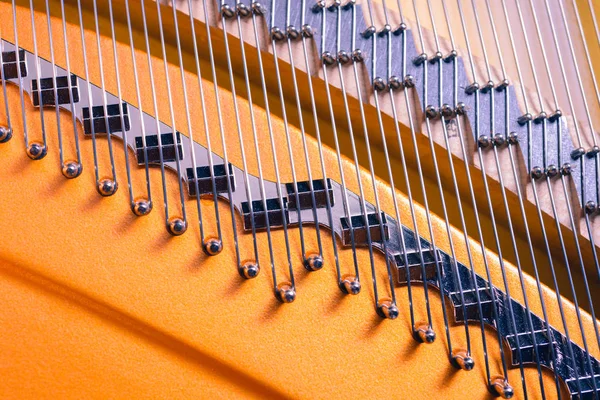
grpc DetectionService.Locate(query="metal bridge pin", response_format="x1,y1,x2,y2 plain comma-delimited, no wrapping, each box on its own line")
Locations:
352,49,363,63
0,126,12,143
340,274,361,295
456,102,467,116
413,53,428,66
304,253,324,271
425,105,439,119
549,109,563,122
430,51,443,63
393,22,407,35
403,75,415,89
301,24,314,38
413,323,436,343
571,147,586,160
530,166,544,180
443,49,458,62
376,298,399,319
327,0,341,9
202,236,223,256
239,260,260,279
251,2,266,15
311,0,326,12
481,80,494,93
465,82,480,95
534,111,548,123
587,145,600,157
489,376,514,399
276,282,296,303
507,131,518,145
132,197,152,216
585,201,597,214
517,113,533,125
166,217,187,236
388,76,402,90
441,104,455,118
287,25,300,40
338,50,350,64
362,25,376,38
61,160,82,179
496,79,510,91
451,349,475,371
236,3,251,17
373,77,386,91
97,178,118,197
26,141,47,160
546,164,559,178
477,135,491,148
322,51,336,66
561,163,572,176
493,134,506,147
378,24,392,37
270,27,286,41
220,4,235,18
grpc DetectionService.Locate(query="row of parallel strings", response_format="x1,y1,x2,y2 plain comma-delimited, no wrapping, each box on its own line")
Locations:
404,0,600,397
1,0,599,398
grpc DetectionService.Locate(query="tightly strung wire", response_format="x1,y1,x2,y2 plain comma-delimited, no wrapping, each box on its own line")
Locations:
1,1,600,398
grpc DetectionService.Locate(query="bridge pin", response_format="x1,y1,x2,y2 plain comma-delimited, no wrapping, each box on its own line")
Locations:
338,50,350,64
373,77,386,91
304,253,323,271
26,141,47,160
61,160,82,179
451,349,475,371
251,2,266,15
413,324,436,344
492,134,506,147
443,49,458,62
362,25,376,38
441,104,455,118
496,79,510,91
388,76,402,90
220,4,235,18
546,164,559,178
166,217,187,236
340,274,361,295
376,298,399,320
0,126,12,143
425,105,439,119
403,75,415,88
477,135,491,148
455,102,467,115
549,109,563,122
270,27,286,41
301,24,313,38
239,260,260,279
585,201,597,214
276,282,296,303
202,236,223,256
287,25,300,40
132,197,152,217
236,2,250,17
97,178,118,197
489,376,514,399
